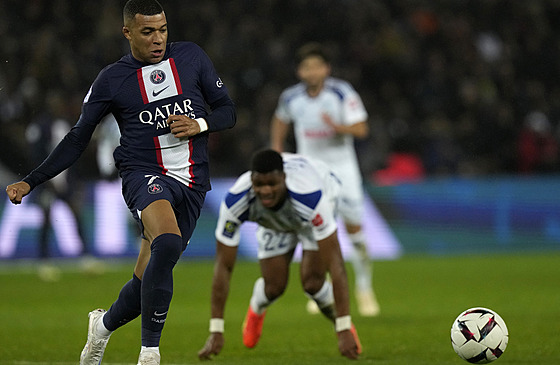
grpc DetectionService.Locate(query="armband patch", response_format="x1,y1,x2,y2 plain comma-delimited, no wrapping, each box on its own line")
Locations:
222,220,238,238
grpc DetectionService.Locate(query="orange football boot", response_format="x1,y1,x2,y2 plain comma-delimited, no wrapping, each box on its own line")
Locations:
242,306,266,348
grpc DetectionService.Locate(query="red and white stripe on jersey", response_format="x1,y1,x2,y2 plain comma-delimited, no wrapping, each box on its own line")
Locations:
153,133,195,187
137,58,183,104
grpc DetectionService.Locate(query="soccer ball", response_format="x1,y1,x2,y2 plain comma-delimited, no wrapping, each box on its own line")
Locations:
450,307,508,363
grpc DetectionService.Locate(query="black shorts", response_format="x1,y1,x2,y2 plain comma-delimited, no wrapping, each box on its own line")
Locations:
120,170,206,250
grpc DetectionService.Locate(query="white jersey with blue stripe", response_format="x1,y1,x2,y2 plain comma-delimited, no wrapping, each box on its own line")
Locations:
274,77,367,170
215,153,340,247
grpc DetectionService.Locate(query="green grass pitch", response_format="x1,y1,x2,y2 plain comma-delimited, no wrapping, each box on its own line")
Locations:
0,252,559,364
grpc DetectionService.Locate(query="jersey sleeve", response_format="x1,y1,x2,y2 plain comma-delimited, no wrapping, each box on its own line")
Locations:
196,45,236,132
215,201,244,247
214,172,252,247
342,83,368,125
81,66,113,126
274,89,293,123
284,154,338,241
308,193,338,241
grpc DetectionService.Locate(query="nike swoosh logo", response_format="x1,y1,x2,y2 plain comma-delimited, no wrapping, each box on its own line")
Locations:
152,85,170,97
154,311,168,316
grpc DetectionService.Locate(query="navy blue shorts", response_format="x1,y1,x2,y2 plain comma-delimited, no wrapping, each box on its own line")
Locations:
120,170,206,250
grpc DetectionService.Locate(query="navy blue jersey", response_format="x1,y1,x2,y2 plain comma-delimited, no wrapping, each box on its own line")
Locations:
24,42,236,192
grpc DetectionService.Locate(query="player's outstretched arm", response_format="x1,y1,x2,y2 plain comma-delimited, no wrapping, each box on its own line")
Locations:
321,114,369,139
317,231,360,360
198,241,239,360
5,181,31,205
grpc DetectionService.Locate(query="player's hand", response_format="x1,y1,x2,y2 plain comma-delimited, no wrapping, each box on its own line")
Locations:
5,181,31,205
337,329,360,360
321,113,336,127
167,114,201,139
321,113,342,134
198,332,224,361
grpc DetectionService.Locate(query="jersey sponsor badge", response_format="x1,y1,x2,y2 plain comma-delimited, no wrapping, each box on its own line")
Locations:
137,58,183,104
223,220,238,238
311,213,324,227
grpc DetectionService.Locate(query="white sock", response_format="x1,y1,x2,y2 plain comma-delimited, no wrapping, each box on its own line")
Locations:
140,346,160,355
306,280,334,309
96,314,113,337
249,277,271,315
348,231,373,291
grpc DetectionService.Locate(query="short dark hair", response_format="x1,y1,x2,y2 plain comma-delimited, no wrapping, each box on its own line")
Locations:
251,149,284,174
123,0,164,22
296,42,330,65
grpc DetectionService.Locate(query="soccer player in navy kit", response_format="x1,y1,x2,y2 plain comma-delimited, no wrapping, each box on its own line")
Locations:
5,1,236,364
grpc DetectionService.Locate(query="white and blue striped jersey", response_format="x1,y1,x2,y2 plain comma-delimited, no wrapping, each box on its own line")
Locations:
215,153,340,247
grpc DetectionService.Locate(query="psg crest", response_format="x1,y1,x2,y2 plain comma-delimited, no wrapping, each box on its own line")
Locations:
150,69,166,84
148,183,163,194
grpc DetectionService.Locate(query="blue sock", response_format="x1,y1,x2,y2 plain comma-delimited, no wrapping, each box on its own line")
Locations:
103,274,142,331
141,233,183,347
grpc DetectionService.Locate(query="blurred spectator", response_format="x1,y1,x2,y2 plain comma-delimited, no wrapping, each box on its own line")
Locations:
518,111,559,173
372,120,426,186
372,151,425,186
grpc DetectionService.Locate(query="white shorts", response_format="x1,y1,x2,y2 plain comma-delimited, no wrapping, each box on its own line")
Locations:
334,176,364,227
255,226,319,260
337,188,364,226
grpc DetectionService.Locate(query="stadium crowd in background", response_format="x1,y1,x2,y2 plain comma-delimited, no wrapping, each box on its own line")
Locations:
2,0,560,184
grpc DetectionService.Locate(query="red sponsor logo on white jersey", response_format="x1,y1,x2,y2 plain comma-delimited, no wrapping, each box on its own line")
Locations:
304,129,335,138
312,214,324,227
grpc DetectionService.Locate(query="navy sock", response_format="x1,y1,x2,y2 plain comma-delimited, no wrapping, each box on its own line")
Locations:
103,274,142,331
141,233,183,347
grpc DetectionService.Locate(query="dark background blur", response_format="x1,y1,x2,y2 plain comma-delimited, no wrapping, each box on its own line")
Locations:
2,0,560,184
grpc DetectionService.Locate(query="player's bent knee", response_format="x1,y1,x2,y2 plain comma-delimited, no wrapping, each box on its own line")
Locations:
302,277,325,296
151,233,183,262
264,284,286,301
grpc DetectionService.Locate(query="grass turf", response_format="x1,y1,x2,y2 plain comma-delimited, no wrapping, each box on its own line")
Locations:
0,252,559,364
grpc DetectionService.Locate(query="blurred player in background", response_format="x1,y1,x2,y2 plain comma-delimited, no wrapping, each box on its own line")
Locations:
198,150,361,361
270,42,379,317
5,0,236,364
96,114,122,181
26,91,103,281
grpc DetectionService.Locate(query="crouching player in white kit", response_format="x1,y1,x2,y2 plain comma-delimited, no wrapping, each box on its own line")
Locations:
198,149,362,360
